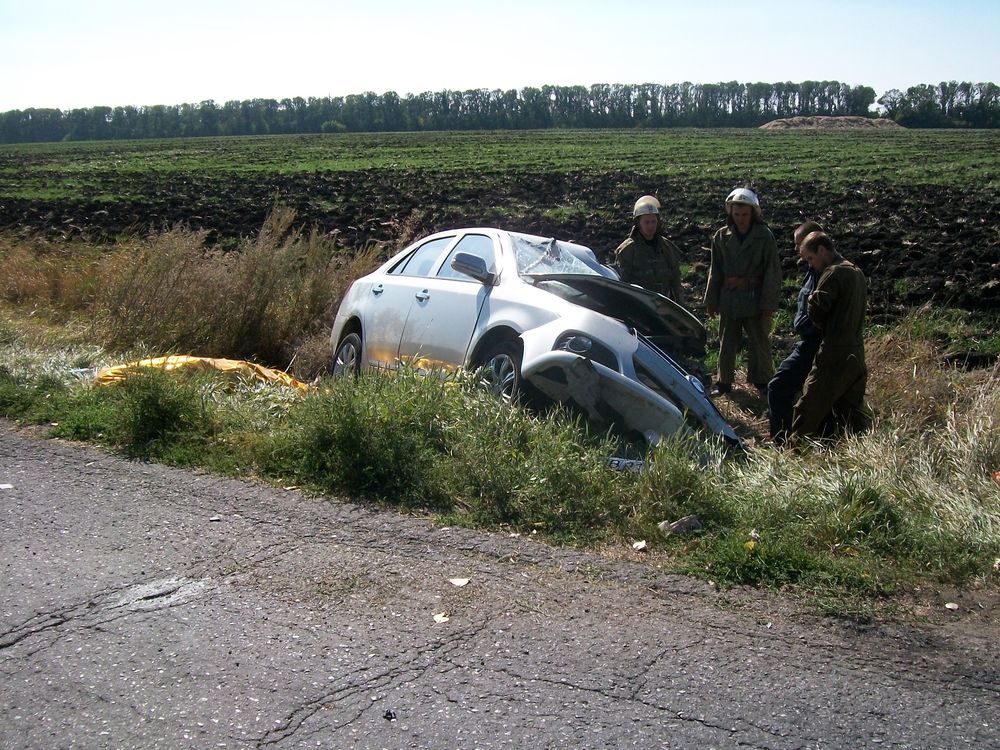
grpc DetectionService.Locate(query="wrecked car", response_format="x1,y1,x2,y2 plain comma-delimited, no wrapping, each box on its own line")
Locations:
330,228,739,446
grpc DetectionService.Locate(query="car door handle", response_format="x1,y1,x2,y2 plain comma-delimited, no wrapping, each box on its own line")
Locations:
371,284,384,296
415,290,430,301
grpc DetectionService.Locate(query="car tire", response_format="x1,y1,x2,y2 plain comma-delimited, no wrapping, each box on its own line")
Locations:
477,339,523,402
332,332,362,377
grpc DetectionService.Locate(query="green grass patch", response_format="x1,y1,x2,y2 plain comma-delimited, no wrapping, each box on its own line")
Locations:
872,305,1000,356
258,369,633,542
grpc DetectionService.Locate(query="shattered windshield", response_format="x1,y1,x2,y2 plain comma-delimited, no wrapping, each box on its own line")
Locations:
512,235,604,278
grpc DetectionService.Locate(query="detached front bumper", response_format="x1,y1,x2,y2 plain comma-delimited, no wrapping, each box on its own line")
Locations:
519,320,741,447
522,351,688,444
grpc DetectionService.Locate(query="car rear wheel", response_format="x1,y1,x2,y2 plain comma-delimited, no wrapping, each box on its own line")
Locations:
332,332,362,377
478,339,522,402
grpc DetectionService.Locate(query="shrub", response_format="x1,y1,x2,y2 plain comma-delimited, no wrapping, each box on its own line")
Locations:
89,369,217,461
0,368,71,422
626,435,734,539
2,208,385,379
261,369,453,507
441,388,631,541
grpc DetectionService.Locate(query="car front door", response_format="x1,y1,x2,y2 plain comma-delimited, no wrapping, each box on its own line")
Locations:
362,236,456,367
397,233,499,370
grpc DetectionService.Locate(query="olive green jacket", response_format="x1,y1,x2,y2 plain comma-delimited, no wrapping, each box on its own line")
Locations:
703,222,781,319
614,231,685,304
808,255,867,350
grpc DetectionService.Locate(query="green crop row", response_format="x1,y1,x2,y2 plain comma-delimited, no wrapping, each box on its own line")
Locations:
2,129,998,192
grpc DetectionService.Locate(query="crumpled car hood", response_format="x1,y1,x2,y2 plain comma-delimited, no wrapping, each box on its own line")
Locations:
527,274,706,356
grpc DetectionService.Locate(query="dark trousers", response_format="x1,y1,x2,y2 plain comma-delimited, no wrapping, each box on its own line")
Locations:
792,346,871,441
767,336,820,444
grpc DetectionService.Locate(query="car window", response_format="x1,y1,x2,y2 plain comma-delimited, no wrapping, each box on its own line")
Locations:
393,237,454,277
437,234,497,280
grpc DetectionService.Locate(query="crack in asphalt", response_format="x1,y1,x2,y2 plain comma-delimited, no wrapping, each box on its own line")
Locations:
0,613,69,652
249,621,801,749
253,621,487,747
0,577,211,655
480,661,762,743
244,601,998,750
0,579,141,650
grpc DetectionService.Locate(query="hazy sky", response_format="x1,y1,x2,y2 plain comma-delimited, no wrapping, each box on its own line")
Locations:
1,0,997,111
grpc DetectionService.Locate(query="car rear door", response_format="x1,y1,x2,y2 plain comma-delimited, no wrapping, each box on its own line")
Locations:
362,235,456,367
397,233,498,370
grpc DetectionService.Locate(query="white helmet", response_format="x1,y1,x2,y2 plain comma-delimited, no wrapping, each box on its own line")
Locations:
633,195,661,218
725,187,761,219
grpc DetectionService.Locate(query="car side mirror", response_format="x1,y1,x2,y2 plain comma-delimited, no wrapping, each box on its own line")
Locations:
451,252,496,285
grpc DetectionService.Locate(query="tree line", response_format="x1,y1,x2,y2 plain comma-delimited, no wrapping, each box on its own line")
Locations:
877,82,1000,128
0,80,996,144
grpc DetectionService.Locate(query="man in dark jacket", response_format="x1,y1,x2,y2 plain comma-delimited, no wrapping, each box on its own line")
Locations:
767,220,824,445
614,195,685,305
791,231,872,441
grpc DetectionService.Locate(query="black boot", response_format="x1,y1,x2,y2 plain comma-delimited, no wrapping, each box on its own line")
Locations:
709,383,732,397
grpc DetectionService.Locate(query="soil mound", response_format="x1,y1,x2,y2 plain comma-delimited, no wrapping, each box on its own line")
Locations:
760,116,903,130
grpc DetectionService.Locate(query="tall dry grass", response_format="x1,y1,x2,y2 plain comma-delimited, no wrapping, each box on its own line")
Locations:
715,324,1000,583
0,209,385,378
0,234,105,313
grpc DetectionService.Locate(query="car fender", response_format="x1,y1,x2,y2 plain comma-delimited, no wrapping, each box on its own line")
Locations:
519,319,741,446
330,280,370,351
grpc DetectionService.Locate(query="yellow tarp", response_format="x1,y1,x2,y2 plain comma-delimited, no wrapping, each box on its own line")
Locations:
95,355,311,394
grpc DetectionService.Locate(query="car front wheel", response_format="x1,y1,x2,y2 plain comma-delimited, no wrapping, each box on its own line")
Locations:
332,332,362,377
478,339,522,402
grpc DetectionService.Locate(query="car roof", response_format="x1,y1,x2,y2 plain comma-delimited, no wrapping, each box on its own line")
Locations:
421,228,592,252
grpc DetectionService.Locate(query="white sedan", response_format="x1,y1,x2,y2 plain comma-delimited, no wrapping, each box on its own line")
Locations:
331,228,739,446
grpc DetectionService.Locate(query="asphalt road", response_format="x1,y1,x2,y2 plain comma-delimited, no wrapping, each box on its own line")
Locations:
2,422,997,749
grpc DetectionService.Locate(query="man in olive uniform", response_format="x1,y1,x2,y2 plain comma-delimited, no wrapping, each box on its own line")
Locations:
704,187,781,396
614,195,685,305
791,231,872,441
767,220,825,445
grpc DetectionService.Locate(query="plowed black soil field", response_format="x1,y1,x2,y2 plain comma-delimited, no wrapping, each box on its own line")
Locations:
2,129,998,315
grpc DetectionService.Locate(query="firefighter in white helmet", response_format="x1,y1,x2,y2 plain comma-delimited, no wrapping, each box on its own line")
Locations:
703,187,781,397
613,195,685,304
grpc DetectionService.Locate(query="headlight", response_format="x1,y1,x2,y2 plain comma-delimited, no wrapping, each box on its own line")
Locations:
554,332,619,371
